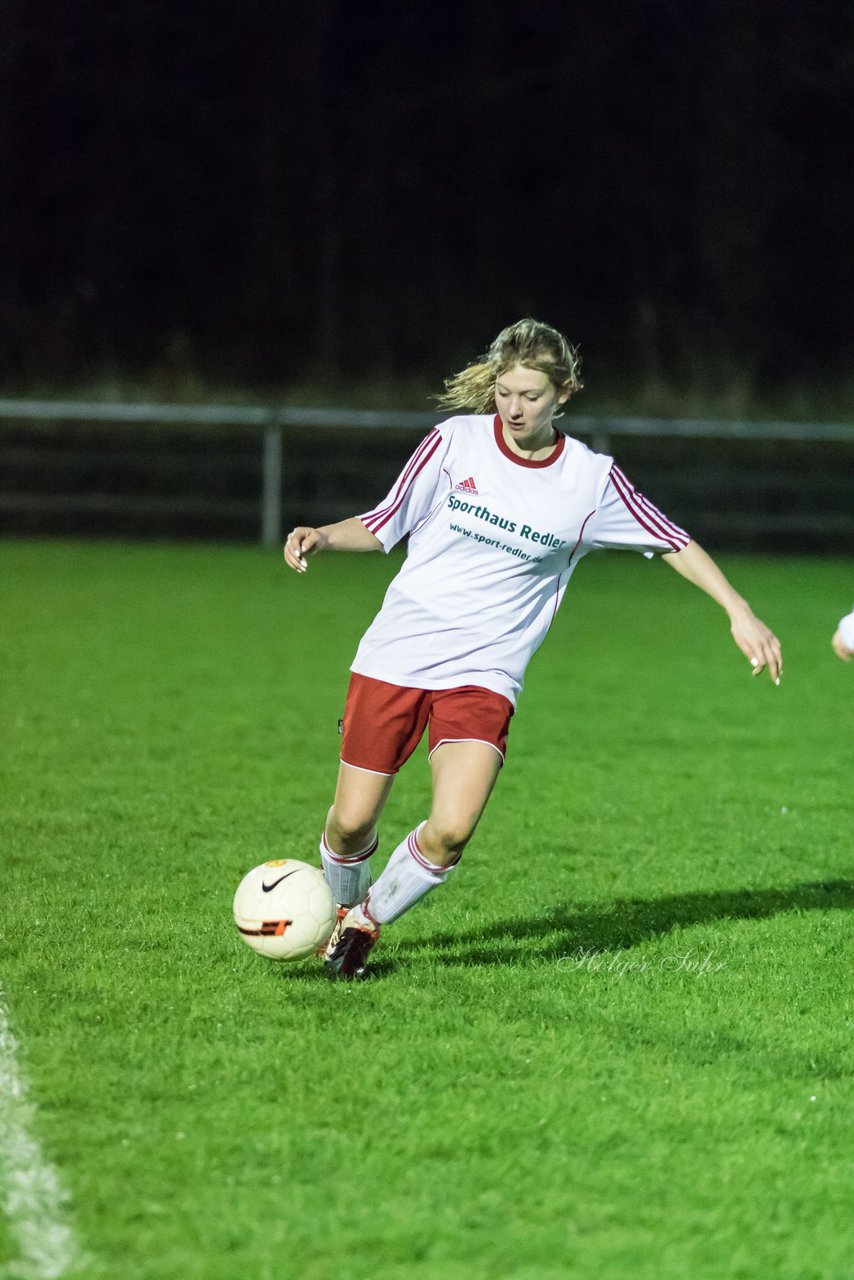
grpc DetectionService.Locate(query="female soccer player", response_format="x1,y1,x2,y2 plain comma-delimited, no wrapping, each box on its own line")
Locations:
284,318,783,978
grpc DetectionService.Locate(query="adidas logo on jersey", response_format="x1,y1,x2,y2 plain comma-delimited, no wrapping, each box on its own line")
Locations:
454,476,479,495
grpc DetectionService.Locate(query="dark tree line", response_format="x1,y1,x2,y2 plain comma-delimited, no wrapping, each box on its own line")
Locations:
0,0,852,401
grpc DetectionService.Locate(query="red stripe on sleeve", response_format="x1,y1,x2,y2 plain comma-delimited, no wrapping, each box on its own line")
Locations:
609,465,689,551
361,430,441,531
623,475,690,544
363,433,443,534
632,492,689,545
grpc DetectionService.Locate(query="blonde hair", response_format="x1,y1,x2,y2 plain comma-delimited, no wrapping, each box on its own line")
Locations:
435,318,583,414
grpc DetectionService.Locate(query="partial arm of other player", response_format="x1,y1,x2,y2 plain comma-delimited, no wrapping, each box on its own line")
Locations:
284,518,382,574
831,606,854,662
661,539,783,683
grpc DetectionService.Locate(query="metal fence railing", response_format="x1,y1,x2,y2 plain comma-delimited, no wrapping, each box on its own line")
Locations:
1,399,852,549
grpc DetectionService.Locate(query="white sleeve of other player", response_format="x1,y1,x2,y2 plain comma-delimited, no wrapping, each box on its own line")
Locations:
359,428,450,552
838,607,854,649
588,464,691,556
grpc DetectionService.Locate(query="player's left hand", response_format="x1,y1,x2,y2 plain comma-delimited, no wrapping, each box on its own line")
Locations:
729,607,783,684
831,628,852,662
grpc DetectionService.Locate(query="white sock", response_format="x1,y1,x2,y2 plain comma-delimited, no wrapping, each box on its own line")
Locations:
361,825,458,926
319,829,378,907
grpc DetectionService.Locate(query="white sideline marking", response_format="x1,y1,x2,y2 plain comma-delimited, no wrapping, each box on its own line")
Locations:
0,991,86,1279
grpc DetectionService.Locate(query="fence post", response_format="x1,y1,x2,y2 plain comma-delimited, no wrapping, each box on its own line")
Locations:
261,424,283,548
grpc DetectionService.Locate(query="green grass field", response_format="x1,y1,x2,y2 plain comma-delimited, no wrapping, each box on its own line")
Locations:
2,539,852,1280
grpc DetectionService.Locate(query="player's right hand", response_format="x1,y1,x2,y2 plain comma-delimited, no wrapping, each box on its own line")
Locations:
283,526,327,573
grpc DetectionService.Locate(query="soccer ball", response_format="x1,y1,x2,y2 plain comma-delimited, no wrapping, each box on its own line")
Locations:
233,859,336,961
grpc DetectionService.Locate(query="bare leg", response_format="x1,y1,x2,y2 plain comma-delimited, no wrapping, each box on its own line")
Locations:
318,762,396,910
418,740,503,867
356,740,503,928
325,742,503,972
325,761,395,855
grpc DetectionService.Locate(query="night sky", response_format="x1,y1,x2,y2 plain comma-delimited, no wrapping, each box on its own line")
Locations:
1,0,852,404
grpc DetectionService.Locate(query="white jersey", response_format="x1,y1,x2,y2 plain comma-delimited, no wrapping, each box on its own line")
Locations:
352,414,690,705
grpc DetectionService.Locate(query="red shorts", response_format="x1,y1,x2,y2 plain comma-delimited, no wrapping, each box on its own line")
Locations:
340,673,515,775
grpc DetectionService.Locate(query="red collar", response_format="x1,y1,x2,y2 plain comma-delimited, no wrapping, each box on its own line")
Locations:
492,415,565,468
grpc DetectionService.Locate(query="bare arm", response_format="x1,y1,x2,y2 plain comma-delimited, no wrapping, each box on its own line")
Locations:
661,539,782,683
283,517,382,573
